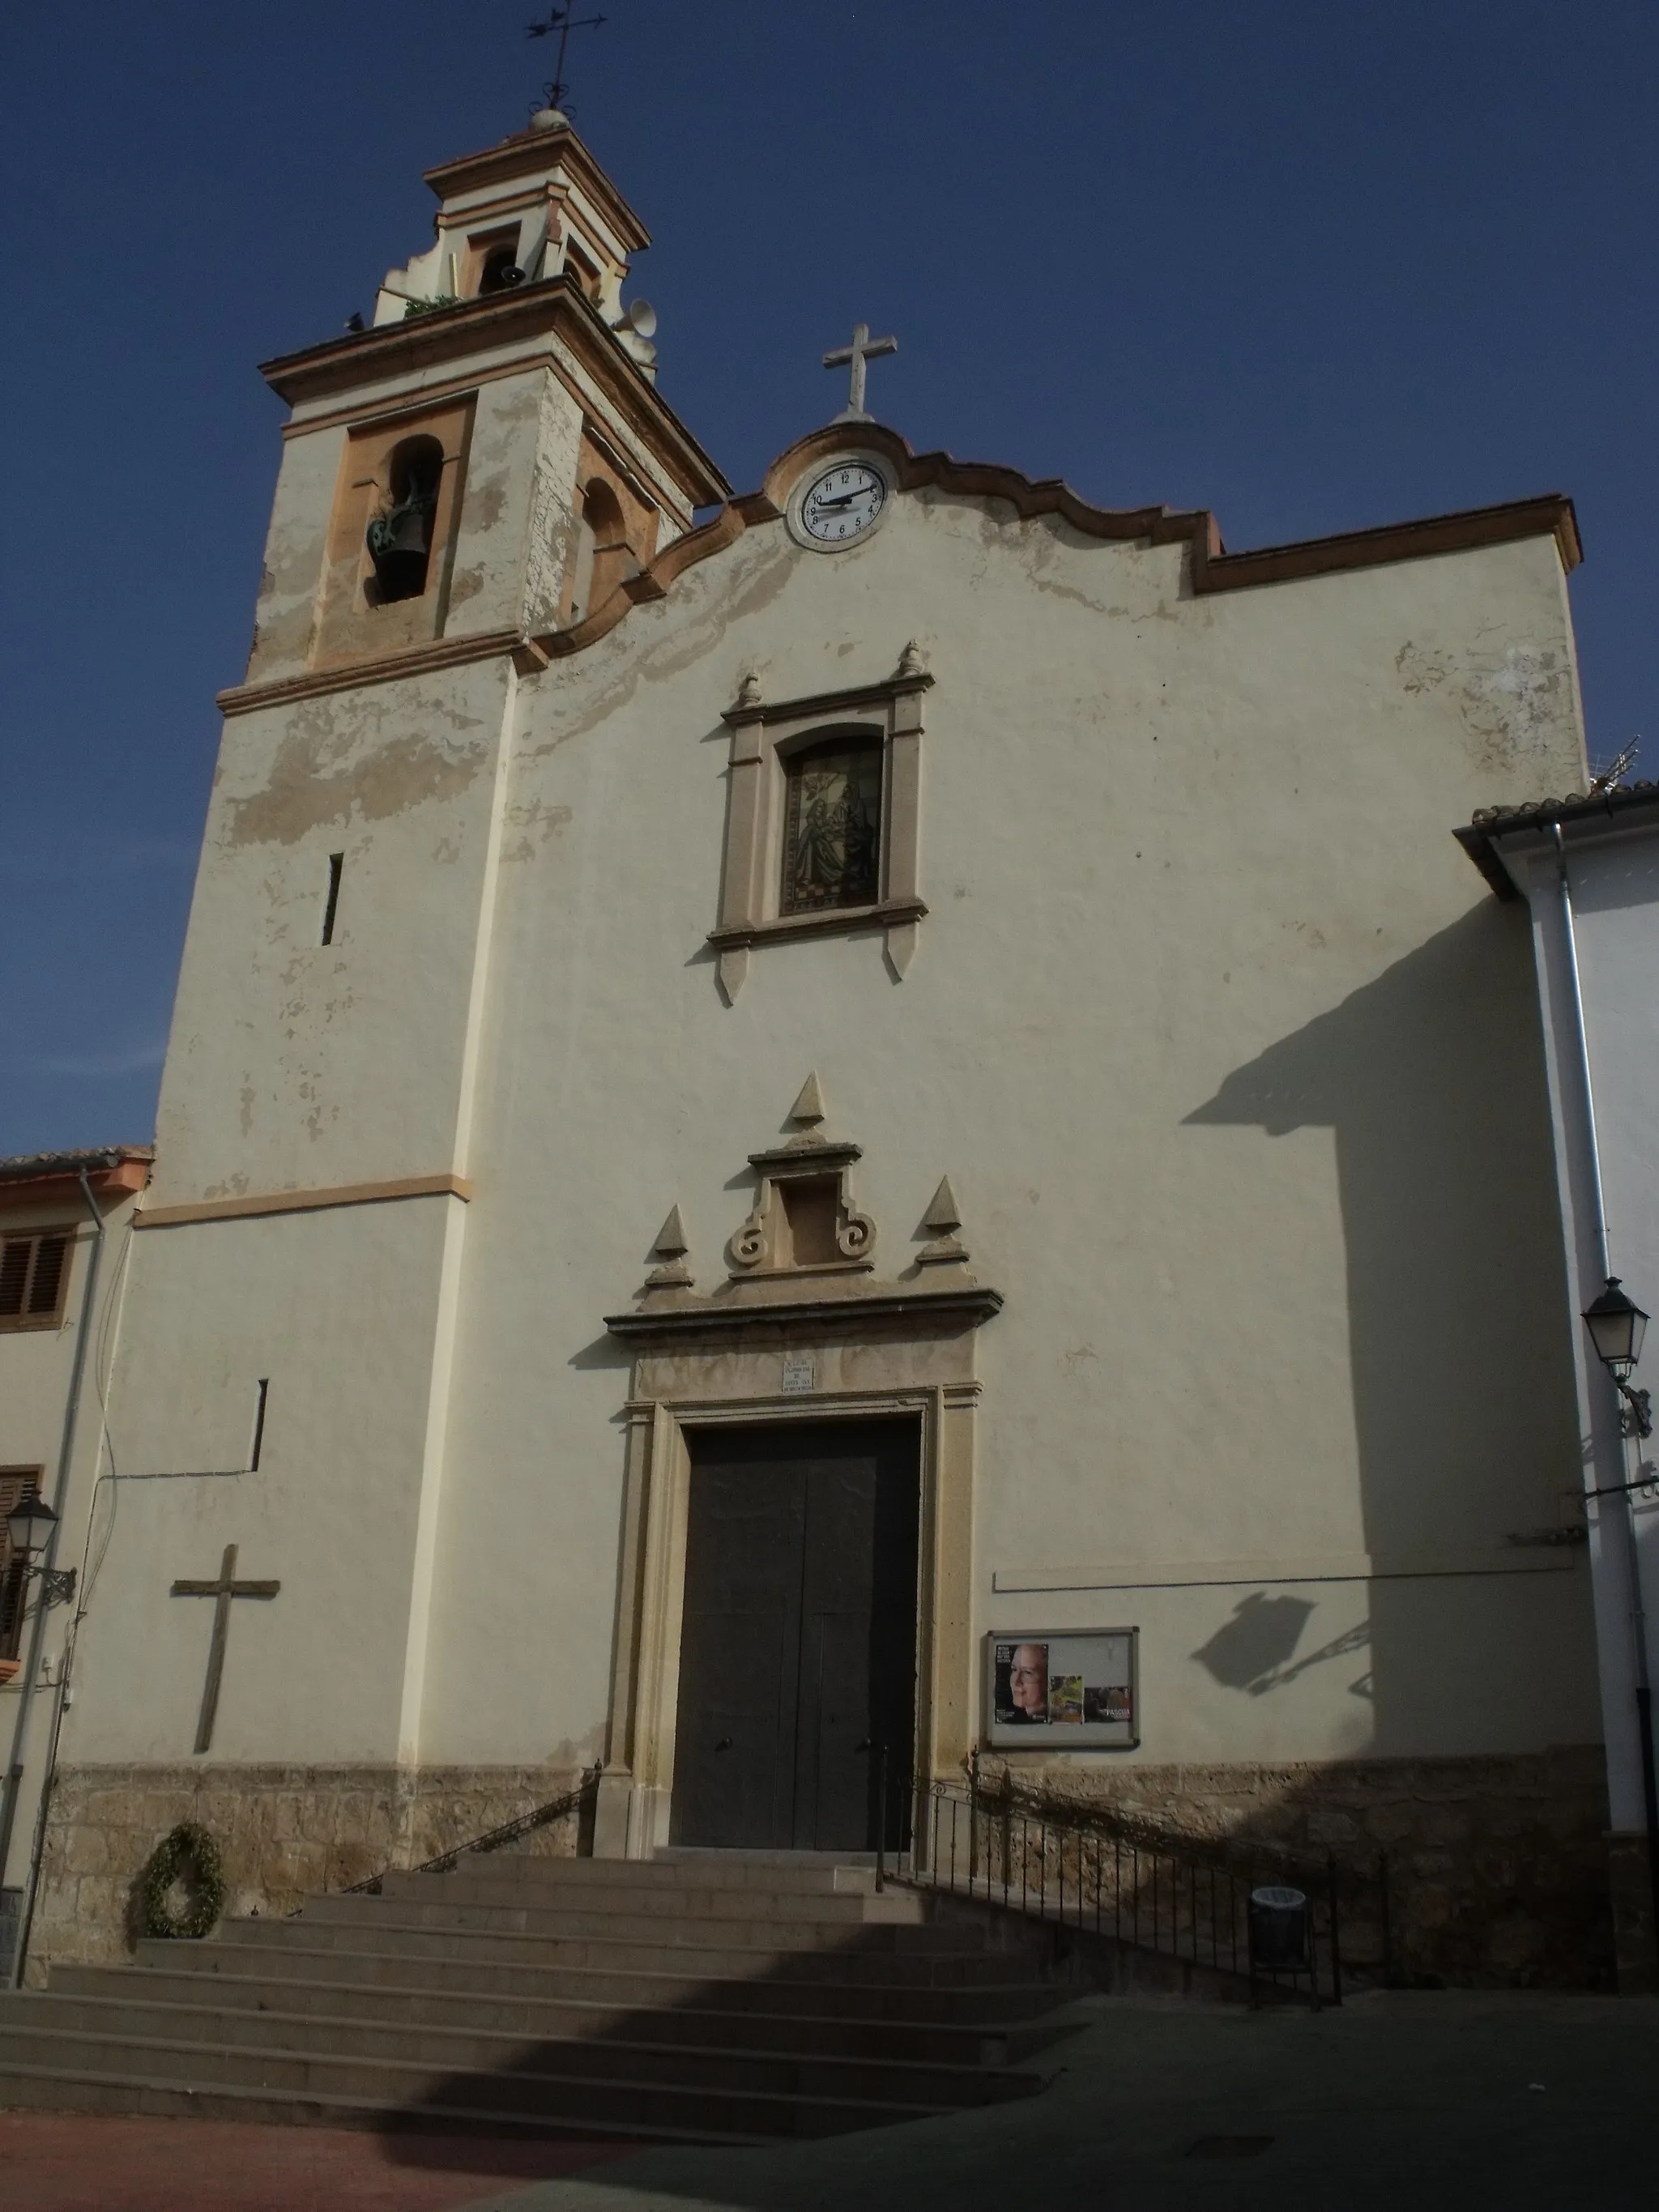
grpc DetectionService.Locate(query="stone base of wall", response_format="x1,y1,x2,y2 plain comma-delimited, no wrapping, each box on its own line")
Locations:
979,1745,1613,1990
24,1763,590,1987
1606,1830,1657,1993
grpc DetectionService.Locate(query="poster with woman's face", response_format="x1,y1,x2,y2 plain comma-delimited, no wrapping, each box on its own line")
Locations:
987,1630,1137,1747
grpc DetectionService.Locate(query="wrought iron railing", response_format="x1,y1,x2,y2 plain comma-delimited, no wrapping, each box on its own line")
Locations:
340,1763,601,1896
909,1771,1395,2007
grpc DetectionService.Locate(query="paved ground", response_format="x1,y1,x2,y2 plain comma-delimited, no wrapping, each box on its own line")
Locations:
0,2115,637,2210
3,1992,1656,2210
466,1990,1659,2212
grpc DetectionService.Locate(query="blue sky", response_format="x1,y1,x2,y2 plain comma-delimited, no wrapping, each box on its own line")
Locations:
3,0,1656,1156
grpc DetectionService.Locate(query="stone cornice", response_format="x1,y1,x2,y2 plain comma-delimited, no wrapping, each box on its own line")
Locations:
258,275,727,509
605,1282,1004,1342
423,122,652,253
217,628,531,718
721,669,934,729
136,1174,471,1230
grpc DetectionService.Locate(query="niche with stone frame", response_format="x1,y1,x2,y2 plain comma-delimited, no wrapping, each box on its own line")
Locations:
707,647,934,1001
313,399,472,666
561,438,661,629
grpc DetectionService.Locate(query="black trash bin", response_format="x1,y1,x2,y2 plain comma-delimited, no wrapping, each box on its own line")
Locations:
1248,1883,1309,1969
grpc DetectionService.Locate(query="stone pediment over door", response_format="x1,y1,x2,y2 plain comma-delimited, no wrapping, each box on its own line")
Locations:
603,1072,1002,1357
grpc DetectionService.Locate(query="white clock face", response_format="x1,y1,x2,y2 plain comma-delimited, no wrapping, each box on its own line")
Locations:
800,461,887,545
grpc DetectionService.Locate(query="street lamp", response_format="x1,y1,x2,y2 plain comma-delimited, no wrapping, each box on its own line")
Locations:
1582,1278,1653,1438
3,1494,77,1607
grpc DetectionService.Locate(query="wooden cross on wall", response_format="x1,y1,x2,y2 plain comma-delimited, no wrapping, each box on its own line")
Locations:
171,1544,280,1754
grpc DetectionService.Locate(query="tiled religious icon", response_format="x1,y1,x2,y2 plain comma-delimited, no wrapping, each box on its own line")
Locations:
781,739,881,914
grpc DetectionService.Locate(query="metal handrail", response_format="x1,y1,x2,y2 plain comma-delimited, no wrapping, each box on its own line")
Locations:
340,1762,601,1896
907,1769,1394,2006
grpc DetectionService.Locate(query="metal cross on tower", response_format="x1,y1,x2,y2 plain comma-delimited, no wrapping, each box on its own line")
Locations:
527,5,608,115
824,322,898,424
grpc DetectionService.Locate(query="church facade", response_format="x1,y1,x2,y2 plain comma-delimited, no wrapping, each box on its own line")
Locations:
18,113,1623,1984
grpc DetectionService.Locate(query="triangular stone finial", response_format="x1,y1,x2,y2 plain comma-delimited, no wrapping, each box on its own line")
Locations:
651,1205,688,1257
644,1204,693,1289
897,639,927,679
787,1072,825,1127
917,1174,970,1268
922,1176,961,1234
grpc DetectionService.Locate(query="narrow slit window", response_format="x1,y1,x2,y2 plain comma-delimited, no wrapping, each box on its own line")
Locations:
780,737,883,915
320,853,343,945
249,1379,269,1472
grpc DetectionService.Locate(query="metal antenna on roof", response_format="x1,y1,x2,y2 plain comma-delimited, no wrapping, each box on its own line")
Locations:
526,5,608,116
1589,736,1640,795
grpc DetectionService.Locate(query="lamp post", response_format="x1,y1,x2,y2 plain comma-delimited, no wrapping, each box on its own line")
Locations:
1581,1275,1659,1977
3,1496,77,1610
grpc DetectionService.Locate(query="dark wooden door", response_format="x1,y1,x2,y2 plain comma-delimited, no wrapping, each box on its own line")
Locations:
671,1419,919,1851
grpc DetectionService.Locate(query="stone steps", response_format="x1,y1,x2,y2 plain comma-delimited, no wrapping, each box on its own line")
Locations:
222,1912,1038,1984
126,1939,1064,2022
297,1888,941,1943
47,1963,1064,2063
0,1852,1072,2138
0,1994,1040,2109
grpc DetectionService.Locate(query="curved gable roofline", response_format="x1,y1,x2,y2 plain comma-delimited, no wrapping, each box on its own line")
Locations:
522,419,1580,663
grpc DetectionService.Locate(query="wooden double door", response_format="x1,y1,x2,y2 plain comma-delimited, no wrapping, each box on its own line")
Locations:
670,1419,920,1852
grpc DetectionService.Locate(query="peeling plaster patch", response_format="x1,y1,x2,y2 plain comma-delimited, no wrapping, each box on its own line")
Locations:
226,726,485,847
1466,646,1566,770
1396,638,1569,774
433,835,461,865
448,569,484,607
239,1085,256,1137
467,480,508,534
1395,641,1450,695
501,799,572,863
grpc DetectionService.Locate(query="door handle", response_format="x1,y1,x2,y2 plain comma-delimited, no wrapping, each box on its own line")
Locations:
714,1736,733,1752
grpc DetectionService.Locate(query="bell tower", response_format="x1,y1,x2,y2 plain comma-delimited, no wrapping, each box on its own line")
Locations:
243,108,727,690
100,117,728,1788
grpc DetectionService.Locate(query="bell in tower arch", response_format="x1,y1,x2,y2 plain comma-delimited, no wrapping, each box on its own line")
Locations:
365,437,444,603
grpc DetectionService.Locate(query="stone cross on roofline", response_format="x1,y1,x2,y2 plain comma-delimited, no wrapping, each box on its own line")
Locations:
824,322,898,424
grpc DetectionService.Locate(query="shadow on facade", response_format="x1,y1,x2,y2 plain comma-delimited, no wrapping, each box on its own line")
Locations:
1175,901,1610,1980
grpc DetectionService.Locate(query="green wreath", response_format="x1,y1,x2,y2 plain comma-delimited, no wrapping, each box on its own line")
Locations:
137,1822,226,1939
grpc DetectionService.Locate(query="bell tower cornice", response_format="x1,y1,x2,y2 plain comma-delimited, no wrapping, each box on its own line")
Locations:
422,117,651,254
256,279,728,514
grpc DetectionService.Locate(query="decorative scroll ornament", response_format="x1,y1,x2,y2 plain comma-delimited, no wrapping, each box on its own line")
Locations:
726,1076,877,1276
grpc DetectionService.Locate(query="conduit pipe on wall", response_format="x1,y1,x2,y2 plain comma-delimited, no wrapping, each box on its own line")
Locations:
4,1168,106,1988
1552,822,1659,1950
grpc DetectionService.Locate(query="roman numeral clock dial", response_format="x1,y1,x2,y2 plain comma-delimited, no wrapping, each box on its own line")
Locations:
795,460,889,548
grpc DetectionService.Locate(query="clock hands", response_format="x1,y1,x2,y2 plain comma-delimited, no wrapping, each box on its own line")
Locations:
809,488,875,511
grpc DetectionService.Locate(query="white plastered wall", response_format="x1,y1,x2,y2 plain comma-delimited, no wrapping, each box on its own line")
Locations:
410,492,1601,1784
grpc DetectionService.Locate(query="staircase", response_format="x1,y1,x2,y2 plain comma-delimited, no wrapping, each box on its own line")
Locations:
0,1852,1074,2142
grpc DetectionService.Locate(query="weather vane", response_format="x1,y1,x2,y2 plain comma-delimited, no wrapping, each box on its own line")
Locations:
527,5,607,115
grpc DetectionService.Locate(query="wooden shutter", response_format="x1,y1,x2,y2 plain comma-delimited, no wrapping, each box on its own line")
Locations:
0,1230,74,1329
25,1234,69,1316
0,1240,28,1319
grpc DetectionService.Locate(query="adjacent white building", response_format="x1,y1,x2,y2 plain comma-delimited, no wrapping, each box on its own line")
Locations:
1460,781,1659,1988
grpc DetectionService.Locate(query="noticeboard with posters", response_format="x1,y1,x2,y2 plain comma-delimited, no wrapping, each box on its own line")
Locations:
984,1630,1139,1749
